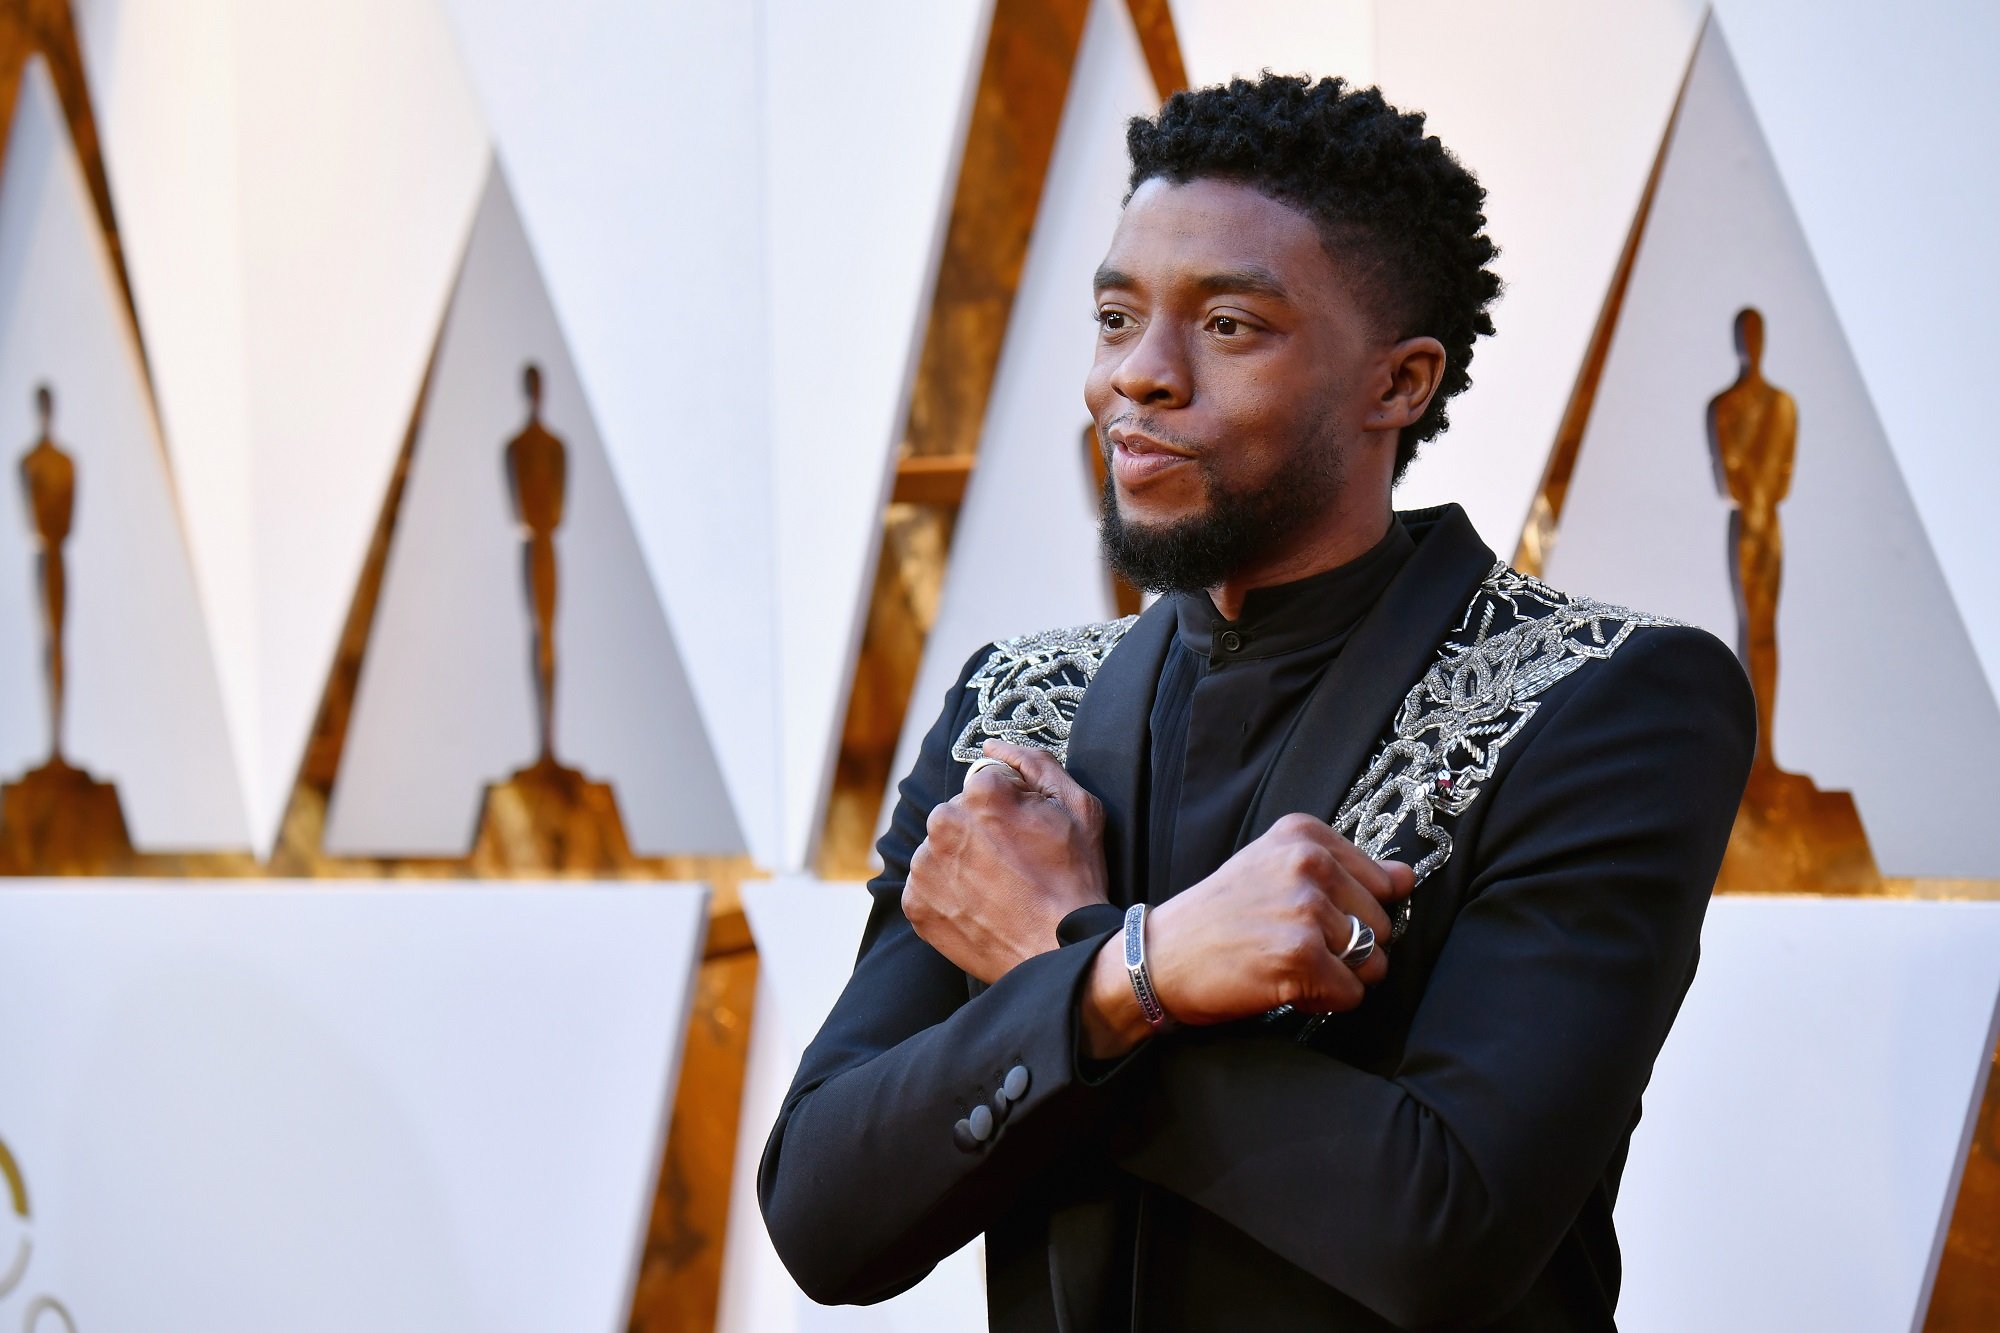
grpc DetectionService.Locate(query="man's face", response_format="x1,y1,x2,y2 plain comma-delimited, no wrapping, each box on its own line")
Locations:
1085,176,1387,592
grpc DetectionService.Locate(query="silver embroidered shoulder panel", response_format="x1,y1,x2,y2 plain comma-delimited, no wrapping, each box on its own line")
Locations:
1336,563,1683,937
948,567,1678,937
951,617,1140,765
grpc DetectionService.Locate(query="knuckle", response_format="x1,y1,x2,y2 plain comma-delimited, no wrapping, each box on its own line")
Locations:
1285,845,1331,882
1279,812,1325,839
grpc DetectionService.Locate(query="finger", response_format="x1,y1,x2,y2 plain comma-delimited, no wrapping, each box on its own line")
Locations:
962,753,1030,797
1298,946,1367,1014
1317,871,1393,951
983,740,1098,822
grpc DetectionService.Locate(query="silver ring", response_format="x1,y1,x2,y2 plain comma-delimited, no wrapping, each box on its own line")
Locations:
1338,915,1377,969
963,755,1022,791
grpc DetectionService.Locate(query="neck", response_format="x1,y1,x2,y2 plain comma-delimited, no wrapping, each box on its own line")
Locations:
1204,499,1395,620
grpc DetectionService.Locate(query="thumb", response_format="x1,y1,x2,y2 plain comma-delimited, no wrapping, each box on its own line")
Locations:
982,740,1093,818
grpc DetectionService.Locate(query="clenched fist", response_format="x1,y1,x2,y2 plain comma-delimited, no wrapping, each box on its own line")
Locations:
1081,813,1415,1058
903,740,1113,984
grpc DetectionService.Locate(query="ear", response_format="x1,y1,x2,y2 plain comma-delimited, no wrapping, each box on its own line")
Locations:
1365,336,1447,433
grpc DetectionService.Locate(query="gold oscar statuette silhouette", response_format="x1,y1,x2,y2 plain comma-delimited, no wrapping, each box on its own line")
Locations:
0,386,133,874
469,364,637,871
1707,309,1879,894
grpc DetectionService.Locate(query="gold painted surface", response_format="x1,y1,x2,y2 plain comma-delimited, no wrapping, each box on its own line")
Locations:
1514,26,1700,577
1122,0,1189,100
462,363,644,872
1928,1041,2000,1330
0,0,137,337
627,944,759,1333
0,384,133,874
1707,309,1879,897
819,0,1104,879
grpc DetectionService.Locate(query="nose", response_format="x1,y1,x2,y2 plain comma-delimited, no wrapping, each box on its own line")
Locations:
1109,321,1190,408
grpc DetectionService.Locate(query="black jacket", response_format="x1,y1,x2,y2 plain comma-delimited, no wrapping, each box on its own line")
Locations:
760,505,1756,1330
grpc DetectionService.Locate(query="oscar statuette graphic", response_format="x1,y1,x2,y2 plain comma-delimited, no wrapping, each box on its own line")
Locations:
0,385,131,874
1707,310,1880,894
468,364,637,870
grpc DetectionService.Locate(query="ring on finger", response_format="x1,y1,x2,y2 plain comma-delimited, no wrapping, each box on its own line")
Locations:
1338,914,1377,969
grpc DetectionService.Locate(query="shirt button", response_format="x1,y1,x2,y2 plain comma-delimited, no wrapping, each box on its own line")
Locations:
1219,630,1243,653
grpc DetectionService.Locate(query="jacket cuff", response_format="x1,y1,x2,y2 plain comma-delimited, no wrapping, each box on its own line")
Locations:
1056,901,1126,947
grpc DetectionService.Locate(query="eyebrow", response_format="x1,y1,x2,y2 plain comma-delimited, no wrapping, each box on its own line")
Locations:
1092,263,1293,301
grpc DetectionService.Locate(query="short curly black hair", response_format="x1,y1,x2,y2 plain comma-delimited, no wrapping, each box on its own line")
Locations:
1126,74,1501,479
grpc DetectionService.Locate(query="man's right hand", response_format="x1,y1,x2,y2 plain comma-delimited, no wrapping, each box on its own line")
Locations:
1079,815,1415,1059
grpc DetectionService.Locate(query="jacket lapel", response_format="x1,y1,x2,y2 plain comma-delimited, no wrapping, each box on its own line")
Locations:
1065,594,1174,908
1242,504,1497,842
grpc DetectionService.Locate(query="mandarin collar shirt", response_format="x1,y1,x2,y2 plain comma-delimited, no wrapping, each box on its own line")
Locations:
1143,517,1415,905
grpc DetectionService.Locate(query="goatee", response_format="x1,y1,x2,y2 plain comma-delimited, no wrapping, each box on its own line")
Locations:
1096,431,1346,594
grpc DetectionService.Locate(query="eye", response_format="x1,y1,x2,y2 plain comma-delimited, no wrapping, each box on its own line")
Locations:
1208,315,1240,336
1096,309,1131,332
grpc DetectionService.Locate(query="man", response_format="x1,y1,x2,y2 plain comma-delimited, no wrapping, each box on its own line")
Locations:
760,74,1754,1331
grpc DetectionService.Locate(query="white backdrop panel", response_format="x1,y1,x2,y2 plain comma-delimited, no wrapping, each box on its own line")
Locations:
1542,21,2000,878
765,0,991,872
719,877,986,1332
1380,0,1706,549
1618,897,2000,1332
74,0,260,818
0,881,709,1333
232,0,488,855
0,61,247,849
1169,0,1374,89
884,0,1151,843
1714,0,2000,698
442,0,782,866
326,162,742,857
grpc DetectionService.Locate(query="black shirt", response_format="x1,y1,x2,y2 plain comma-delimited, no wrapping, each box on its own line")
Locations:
1143,518,1415,904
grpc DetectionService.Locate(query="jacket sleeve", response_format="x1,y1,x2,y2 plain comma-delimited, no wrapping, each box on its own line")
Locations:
757,645,1129,1306
1109,625,1756,1329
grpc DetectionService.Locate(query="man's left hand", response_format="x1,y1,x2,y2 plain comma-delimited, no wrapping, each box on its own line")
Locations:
904,740,1112,984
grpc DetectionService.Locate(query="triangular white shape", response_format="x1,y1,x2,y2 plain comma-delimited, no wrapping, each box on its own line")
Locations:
1168,0,1377,88
0,58,248,850
1713,0,2000,697
766,0,992,873
438,0,782,866
73,0,262,843
1381,0,1706,550
1541,19,2000,877
325,162,743,857
884,0,1152,844
77,0,490,855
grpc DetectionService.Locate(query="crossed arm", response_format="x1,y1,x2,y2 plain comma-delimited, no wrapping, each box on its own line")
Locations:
758,628,1754,1325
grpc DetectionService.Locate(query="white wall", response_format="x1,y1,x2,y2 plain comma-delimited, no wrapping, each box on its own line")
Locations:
1714,0,2000,699
0,61,247,849
1619,897,2000,1331
0,882,710,1332
1543,21,2000,878
325,164,742,857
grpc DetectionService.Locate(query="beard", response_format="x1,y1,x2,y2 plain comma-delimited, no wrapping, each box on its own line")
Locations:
1096,419,1347,595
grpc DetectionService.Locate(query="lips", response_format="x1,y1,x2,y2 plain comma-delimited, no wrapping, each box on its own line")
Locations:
1107,427,1195,488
